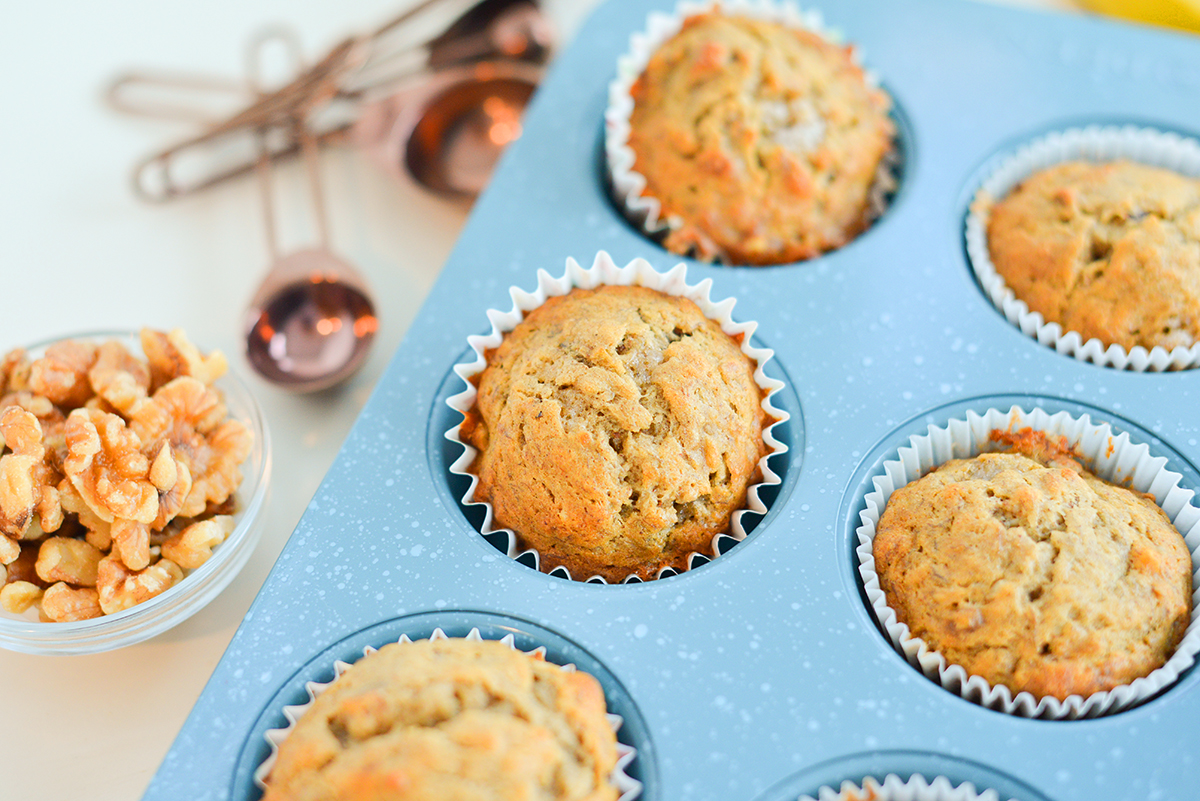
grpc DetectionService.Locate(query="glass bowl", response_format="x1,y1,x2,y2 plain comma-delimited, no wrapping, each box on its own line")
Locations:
0,331,271,655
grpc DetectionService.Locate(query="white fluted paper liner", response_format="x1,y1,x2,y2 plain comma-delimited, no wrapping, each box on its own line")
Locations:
855,405,1200,719
800,773,1009,801
965,125,1200,371
445,251,789,583
253,627,642,800
604,0,896,262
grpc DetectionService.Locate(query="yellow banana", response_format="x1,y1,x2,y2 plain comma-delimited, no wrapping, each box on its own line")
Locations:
1078,0,1200,34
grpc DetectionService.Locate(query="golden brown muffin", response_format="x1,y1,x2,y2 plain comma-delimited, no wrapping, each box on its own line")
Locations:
986,160,1200,352
873,429,1192,702
263,638,620,801
623,11,895,265
463,285,766,582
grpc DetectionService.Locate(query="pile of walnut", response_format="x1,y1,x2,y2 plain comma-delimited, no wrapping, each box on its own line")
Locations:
0,329,252,622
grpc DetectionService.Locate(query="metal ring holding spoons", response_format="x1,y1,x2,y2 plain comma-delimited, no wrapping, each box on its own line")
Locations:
243,53,378,393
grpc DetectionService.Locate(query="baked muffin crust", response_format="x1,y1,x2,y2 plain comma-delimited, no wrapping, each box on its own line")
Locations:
873,429,1192,701
986,160,1200,352
263,638,619,801
625,11,895,265
464,285,766,582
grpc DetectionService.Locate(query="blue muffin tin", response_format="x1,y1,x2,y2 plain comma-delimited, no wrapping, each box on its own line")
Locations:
144,1,1200,799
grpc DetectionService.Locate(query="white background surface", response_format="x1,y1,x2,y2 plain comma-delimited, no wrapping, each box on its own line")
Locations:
0,0,1097,798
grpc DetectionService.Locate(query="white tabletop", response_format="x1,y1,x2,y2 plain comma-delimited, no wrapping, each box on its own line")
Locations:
0,0,1086,798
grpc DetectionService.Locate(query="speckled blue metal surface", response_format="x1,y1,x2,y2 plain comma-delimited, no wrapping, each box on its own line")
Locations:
144,1,1200,799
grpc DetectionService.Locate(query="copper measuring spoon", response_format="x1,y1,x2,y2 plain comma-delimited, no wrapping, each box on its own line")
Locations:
244,120,378,393
373,58,542,196
241,36,378,394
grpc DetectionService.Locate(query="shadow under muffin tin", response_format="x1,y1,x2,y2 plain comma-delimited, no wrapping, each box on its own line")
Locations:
143,1,1200,800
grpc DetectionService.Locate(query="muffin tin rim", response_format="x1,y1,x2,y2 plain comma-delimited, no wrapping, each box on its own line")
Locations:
752,748,1057,801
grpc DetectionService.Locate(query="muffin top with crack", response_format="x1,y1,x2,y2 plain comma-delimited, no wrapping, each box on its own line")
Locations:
985,160,1200,352
872,428,1192,701
462,285,766,582
263,638,620,801
624,10,894,265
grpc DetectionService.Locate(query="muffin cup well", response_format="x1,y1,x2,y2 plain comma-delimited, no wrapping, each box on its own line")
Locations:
965,124,1200,371
801,774,1006,801
253,626,642,800
445,251,789,583
855,405,1200,719
605,0,897,265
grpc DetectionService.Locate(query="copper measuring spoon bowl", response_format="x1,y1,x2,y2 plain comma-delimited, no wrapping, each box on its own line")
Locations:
355,58,543,197
244,248,378,393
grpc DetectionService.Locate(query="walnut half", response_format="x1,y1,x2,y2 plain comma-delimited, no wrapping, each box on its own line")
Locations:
63,408,158,525
96,555,183,615
0,406,45,539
